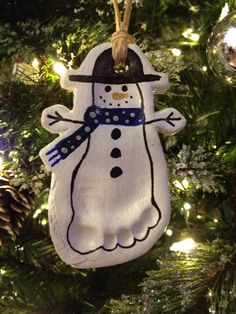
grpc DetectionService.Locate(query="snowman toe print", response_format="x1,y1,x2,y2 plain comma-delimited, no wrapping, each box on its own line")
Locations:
40,43,186,268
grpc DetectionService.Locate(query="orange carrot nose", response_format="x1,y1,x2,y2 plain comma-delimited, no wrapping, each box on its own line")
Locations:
112,92,129,100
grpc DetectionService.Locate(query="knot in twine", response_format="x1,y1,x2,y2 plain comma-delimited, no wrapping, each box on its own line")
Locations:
111,0,134,66
112,30,134,66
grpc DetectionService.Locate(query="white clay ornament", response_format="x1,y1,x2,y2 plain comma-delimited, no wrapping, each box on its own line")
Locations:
40,43,186,268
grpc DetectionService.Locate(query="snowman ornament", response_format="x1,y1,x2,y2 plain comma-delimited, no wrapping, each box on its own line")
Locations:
40,43,186,268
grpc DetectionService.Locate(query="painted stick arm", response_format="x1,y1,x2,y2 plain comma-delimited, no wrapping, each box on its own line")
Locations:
145,108,186,135
41,105,83,134
47,111,83,126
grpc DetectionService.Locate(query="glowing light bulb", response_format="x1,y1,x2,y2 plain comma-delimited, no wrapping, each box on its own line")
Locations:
183,202,192,210
202,66,207,72
189,5,199,13
171,48,182,57
41,219,47,226
53,62,66,76
190,33,200,41
170,238,196,253
208,290,213,297
33,208,42,219
182,28,200,41
226,77,233,84
197,215,202,219
213,218,218,223
182,28,193,38
32,58,39,68
174,178,190,191
182,178,189,189
166,229,173,236
0,269,6,275
41,203,49,210
173,180,184,191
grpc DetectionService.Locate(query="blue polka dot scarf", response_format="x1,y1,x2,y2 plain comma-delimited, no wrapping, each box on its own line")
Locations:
46,105,146,167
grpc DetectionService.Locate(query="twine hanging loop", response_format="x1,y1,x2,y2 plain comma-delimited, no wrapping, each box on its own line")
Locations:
111,0,134,66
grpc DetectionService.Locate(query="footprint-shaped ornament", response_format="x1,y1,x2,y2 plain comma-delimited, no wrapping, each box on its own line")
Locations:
40,43,186,268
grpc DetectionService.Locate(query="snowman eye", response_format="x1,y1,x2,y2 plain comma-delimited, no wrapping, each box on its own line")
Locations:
105,86,112,92
122,85,128,92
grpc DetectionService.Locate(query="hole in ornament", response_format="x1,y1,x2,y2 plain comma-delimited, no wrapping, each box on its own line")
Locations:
114,63,129,74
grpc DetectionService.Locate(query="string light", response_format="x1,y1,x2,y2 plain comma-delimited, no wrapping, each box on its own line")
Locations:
191,33,200,41
41,219,47,226
182,28,200,42
21,130,31,139
202,66,208,72
0,269,6,275
189,5,199,13
182,178,189,189
197,215,202,219
166,229,173,237
32,58,39,68
213,218,218,223
33,208,42,219
41,203,49,210
171,48,182,57
226,77,233,84
53,62,66,76
173,180,184,190
183,202,192,210
173,178,189,191
182,28,193,38
170,238,197,253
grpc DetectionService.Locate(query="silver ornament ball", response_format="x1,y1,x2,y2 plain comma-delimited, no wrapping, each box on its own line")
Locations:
207,10,236,86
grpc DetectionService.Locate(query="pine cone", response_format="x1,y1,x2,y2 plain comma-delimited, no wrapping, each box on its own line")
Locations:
0,171,33,246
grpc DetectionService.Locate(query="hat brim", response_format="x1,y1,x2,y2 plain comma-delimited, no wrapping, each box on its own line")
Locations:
69,74,161,84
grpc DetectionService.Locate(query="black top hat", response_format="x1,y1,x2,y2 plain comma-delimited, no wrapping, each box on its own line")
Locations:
69,48,161,84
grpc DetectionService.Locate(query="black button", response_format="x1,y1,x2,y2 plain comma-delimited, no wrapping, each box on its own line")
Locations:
110,167,123,178
110,148,121,158
111,128,121,140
